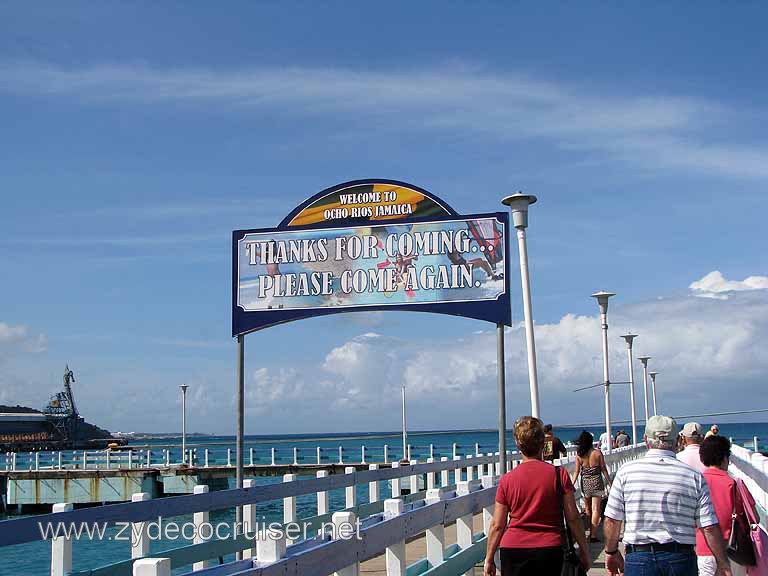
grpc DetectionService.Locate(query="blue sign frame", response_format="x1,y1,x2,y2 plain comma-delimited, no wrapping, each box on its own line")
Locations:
232,210,512,336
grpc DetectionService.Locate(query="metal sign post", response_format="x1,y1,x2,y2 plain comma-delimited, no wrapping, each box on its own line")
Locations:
496,323,507,474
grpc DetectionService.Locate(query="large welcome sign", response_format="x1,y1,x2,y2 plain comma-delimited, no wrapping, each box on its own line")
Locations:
233,180,511,335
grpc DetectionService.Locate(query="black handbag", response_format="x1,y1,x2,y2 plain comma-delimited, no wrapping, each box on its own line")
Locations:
727,482,757,566
556,466,588,576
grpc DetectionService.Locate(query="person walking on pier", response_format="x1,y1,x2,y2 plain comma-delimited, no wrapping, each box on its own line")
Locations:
696,435,757,575
484,416,591,575
572,430,611,542
603,415,732,576
542,423,567,462
677,422,705,473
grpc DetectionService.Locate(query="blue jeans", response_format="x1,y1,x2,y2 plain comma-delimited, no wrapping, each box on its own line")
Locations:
624,550,698,576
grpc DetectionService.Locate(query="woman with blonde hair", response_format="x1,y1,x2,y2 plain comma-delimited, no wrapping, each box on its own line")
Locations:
484,416,591,575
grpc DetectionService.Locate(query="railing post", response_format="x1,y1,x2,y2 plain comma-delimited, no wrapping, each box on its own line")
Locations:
12,452,17,471
164,449,169,467
128,450,133,470
408,459,418,494
456,481,474,576
271,447,276,466
481,475,495,536
332,511,359,576
131,492,151,559
369,464,380,502
227,448,232,467
345,466,357,508
430,444,435,459
383,444,389,464
35,451,39,471
146,449,151,467
754,437,760,453
192,485,210,570
390,461,401,497
57,451,63,470
425,488,446,567
452,443,458,459
495,452,501,477
317,469,329,516
82,450,87,470
338,446,344,464
51,502,73,576
465,455,473,481
486,453,494,477
384,498,406,575
440,457,449,487
249,447,254,467
475,443,480,456
204,449,209,468
317,446,322,465
361,445,366,464
283,473,297,544
243,479,257,559
293,447,299,466
407,444,412,461
453,456,462,485
426,458,436,490
133,558,170,576
257,529,286,564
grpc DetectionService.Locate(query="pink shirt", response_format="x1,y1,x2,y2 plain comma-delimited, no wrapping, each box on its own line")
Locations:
676,444,705,473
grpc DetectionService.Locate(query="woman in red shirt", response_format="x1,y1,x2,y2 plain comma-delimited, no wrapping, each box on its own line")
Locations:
484,416,591,575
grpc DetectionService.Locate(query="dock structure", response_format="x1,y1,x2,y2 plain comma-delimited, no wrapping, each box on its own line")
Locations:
1,443,580,507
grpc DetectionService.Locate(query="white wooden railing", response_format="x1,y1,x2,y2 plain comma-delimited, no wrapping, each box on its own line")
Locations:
125,445,647,576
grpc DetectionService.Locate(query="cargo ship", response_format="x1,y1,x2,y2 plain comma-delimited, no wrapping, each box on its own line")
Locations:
0,365,126,451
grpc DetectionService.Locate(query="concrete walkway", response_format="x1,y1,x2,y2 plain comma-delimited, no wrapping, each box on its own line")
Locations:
360,513,617,575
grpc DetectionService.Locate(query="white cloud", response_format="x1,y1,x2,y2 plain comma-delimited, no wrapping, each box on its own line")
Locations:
690,270,768,299
3,61,768,179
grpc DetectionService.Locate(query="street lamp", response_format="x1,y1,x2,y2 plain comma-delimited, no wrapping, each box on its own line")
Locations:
649,372,659,416
501,192,540,419
401,384,408,462
620,334,639,446
591,291,616,454
637,356,651,423
179,384,189,465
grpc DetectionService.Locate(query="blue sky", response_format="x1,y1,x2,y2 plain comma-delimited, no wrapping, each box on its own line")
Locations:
1,2,766,435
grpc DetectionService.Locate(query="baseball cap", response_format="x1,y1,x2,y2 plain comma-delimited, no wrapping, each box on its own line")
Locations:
645,415,678,441
681,422,702,438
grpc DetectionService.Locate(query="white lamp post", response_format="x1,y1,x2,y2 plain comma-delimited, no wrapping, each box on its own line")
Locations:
637,356,651,423
592,291,616,454
401,384,408,462
620,334,639,445
501,192,540,418
649,372,659,416
179,384,188,465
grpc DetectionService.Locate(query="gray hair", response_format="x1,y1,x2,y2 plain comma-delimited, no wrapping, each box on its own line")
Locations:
647,437,675,450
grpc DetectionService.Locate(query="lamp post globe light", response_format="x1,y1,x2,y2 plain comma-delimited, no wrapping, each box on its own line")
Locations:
620,334,639,446
637,356,651,423
649,371,659,416
501,192,540,419
591,291,616,454
179,384,189,465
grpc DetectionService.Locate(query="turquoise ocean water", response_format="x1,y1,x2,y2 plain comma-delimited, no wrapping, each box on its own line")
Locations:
2,423,766,576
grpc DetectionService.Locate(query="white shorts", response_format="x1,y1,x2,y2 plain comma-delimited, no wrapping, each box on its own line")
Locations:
697,555,746,576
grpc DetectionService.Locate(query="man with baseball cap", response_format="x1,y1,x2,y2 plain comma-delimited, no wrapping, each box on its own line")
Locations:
677,421,706,473
603,415,732,575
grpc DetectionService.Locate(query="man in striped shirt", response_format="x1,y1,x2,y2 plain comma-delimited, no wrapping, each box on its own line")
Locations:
603,415,732,576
